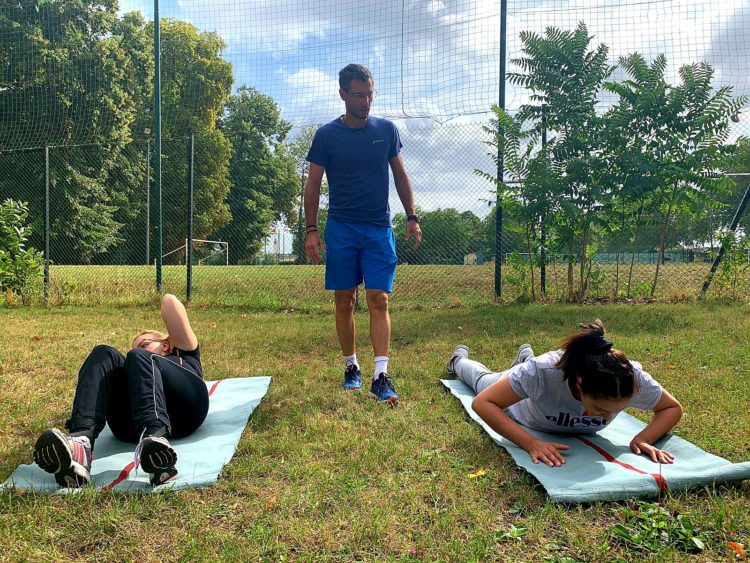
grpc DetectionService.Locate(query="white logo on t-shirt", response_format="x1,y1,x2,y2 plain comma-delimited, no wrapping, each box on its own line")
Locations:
545,412,608,428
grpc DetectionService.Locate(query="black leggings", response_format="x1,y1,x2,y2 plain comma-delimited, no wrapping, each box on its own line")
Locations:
65,345,209,443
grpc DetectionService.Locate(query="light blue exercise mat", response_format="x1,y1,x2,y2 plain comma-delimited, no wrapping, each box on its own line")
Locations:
442,379,750,503
4,376,271,493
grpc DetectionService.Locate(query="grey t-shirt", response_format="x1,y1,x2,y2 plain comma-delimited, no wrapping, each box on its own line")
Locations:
505,350,663,433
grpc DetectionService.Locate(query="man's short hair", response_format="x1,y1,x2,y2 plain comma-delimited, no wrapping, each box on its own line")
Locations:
339,64,373,91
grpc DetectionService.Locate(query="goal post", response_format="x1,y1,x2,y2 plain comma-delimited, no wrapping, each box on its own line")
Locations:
159,239,229,266
193,238,229,266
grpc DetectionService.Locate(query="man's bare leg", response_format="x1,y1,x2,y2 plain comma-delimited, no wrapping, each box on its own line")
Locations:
366,289,390,359
335,288,357,356
366,289,398,403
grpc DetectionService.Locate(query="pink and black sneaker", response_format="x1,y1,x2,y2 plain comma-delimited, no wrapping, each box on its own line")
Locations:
33,428,93,488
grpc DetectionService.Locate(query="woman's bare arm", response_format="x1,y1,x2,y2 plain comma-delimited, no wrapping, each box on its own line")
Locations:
161,294,198,351
473,377,570,467
630,389,683,463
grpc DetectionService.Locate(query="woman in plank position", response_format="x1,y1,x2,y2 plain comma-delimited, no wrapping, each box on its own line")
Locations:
447,320,683,467
33,294,208,487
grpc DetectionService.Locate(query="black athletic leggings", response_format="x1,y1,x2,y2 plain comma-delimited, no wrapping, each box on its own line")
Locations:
65,345,209,443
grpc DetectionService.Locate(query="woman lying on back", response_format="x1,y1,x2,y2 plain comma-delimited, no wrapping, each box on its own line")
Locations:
33,294,208,487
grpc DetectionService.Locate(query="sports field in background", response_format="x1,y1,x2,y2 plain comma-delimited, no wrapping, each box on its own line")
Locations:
1,302,749,561
7,261,746,309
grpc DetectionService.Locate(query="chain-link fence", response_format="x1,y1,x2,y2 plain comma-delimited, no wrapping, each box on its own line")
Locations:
1,0,749,308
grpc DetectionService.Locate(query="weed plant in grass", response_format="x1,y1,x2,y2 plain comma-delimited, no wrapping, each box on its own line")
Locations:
1,303,749,560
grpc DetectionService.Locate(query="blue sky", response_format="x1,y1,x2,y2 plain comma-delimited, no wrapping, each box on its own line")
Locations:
119,0,750,254
121,0,750,123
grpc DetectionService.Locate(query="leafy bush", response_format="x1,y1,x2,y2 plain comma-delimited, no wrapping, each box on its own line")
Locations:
0,199,44,304
610,502,707,553
710,231,750,299
505,251,534,302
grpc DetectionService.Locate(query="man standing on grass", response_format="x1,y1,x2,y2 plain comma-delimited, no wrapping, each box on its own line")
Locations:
304,63,422,404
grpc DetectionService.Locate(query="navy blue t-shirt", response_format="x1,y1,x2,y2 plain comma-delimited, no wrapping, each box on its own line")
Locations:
306,116,402,226
171,345,203,379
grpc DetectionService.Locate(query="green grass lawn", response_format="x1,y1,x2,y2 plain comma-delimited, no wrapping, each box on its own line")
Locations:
1,303,749,561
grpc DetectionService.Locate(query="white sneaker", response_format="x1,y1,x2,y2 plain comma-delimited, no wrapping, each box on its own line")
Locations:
447,345,470,375
511,344,534,367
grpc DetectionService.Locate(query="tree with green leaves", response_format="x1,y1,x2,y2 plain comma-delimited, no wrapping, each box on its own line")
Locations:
157,19,233,255
685,138,750,243
0,199,43,304
507,23,615,300
478,106,560,300
394,208,482,265
215,86,298,263
0,0,142,264
604,54,747,296
287,126,321,263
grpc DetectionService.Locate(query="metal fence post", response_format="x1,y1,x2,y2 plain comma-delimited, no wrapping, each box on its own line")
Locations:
146,137,151,265
494,0,508,299
154,0,163,292
187,133,194,301
44,146,50,303
540,105,547,297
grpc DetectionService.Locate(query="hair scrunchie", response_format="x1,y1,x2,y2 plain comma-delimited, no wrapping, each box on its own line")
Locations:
591,335,613,354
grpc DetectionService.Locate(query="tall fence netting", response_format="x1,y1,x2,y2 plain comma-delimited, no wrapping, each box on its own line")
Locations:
1,0,749,307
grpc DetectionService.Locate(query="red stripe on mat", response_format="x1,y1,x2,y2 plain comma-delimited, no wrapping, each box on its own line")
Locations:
104,380,222,490
208,380,221,397
574,436,668,494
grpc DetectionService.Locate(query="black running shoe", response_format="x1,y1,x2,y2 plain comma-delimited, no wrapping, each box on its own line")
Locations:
33,428,92,488
135,435,178,486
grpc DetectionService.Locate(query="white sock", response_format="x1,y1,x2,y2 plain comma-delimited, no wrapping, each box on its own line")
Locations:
344,354,359,371
373,356,389,379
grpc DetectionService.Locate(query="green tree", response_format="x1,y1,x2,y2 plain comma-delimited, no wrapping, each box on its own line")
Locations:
287,126,321,263
0,199,44,304
214,86,298,263
508,23,615,300
102,11,156,265
724,139,750,233
0,0,141,263
157,19,233,255
479,106,561,299
605,54,747,296
394,208,483,265
678,138,750,246
480,205,526,261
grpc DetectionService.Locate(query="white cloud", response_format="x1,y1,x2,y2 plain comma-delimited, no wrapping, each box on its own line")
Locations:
386,120,498,216
282,68,341,119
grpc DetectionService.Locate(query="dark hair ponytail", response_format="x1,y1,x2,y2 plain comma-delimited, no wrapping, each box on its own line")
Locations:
555,320,636,400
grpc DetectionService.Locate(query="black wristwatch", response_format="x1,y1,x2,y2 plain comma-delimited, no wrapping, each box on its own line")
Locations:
407,214,419,223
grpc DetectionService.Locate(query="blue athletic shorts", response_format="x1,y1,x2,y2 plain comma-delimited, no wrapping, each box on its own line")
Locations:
324,218,397,292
